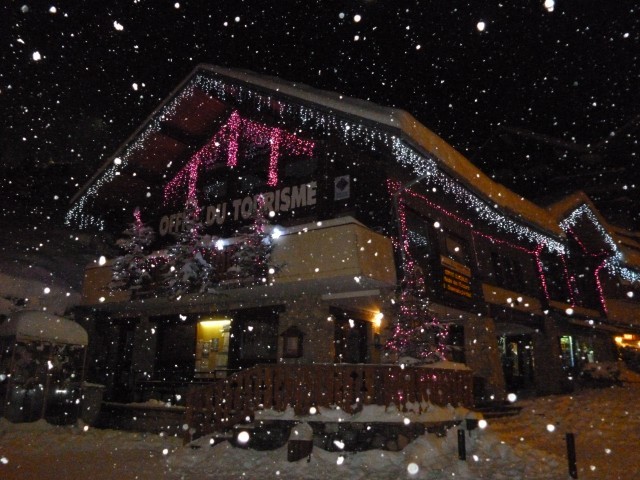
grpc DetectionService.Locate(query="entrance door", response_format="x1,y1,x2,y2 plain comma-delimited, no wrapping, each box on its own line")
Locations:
228,307,280,370
499,334,534,392
333,310,370,363
154,316,197,382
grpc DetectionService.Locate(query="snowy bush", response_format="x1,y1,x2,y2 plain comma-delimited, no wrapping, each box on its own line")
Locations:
580,361,621,384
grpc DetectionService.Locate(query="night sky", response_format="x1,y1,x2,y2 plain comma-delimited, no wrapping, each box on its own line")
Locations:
2,1,639,228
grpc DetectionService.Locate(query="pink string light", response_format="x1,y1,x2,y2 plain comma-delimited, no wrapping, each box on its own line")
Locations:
387,179,554,301
163,110,314,205
559,253,576,306
594,260,608,313
533,244,551,301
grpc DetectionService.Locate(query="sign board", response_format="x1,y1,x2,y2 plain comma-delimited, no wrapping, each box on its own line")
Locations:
440,255,473,299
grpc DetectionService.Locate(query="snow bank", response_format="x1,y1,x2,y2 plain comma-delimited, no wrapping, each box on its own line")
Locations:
0,310,88,345
256,401,476,424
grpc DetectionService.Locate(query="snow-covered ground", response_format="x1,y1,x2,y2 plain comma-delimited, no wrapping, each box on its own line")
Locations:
1,367,640,480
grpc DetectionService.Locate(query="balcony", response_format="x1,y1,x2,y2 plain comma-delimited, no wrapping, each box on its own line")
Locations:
81,217,397,312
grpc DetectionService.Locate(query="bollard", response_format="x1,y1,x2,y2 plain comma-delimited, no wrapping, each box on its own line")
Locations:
566,432,578,479
457,429,466,461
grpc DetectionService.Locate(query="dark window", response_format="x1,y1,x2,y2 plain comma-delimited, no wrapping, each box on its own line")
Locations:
540,253,571,302
445,324,465,363
405,209,435,266
444,233,470,266
491,252,526,293
282,156,317,183
491,252,504,285
154,318,196,382
203,178,228,202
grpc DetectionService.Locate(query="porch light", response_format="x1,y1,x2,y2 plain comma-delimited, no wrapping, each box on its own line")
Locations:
614,336,623,344
373,311,384,328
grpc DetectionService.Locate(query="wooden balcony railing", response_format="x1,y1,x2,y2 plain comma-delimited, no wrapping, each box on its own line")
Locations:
184,363,473,443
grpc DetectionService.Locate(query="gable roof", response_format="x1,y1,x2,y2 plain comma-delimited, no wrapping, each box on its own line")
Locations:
68,64,563,243
548,191,640,268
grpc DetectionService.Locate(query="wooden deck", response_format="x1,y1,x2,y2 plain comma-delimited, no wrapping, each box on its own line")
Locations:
184,363,473,442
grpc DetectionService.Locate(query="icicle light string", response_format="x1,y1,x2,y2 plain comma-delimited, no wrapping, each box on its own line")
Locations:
64,69,628,295
389,179,554,300
391,141,565,254
561,206,640,284
65,84,198,229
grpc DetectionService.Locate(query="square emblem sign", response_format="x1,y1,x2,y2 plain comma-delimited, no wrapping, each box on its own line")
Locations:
334,175,351,200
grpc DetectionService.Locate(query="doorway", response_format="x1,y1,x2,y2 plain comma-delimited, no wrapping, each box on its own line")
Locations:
499,334,535,392
333,309,370,364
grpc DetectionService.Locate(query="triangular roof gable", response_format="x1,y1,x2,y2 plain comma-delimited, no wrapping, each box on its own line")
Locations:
67,64,564,250
549,191,619,254
549,191,640,281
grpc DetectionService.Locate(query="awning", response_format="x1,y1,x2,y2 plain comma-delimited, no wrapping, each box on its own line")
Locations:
0,311,88,346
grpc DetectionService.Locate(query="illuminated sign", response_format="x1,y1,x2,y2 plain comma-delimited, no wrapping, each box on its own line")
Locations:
159,181,317,236
441,255,473,299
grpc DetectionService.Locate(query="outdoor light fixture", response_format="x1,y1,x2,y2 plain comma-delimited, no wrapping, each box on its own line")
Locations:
373,311,384,328
199,319,231,328
271,227,283,239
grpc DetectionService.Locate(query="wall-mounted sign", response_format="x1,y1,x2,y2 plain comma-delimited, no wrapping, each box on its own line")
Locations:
441,255,473,299
334,175,350,201
158,181,317,236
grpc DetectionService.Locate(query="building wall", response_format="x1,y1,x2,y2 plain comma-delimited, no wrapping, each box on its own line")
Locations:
278,296,335,364
71,81,640,407
463,316,506,402
532,317,564,395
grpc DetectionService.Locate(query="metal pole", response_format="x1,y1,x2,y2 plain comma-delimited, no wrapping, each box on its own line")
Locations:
566,432,578,479
457,428,466,461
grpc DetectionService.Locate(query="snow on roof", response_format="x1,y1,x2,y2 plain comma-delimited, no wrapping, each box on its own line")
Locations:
199,66,563,236
0,310,88,346
71,65,562,237
547,191,640,267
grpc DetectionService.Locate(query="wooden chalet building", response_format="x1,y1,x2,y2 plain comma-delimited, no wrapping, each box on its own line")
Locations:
68,65,640,417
